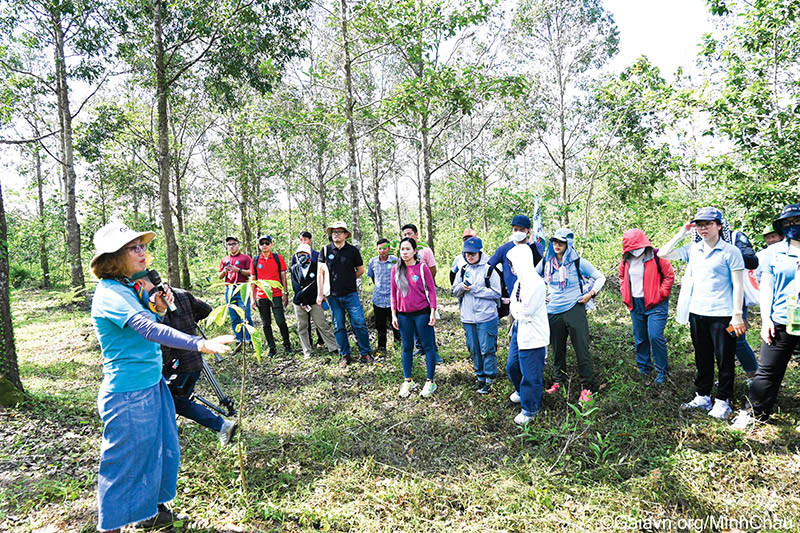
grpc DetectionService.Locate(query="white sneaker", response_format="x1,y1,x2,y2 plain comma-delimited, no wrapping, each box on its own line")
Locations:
399,380,417,398
514,411,534,425
731,409,755,430
420,381,437,398
681,393,712,411
708,398,732,419
509,391,521,404
218,419,238,446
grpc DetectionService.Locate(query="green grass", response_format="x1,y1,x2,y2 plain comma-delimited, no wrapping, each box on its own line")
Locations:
2,287,800,531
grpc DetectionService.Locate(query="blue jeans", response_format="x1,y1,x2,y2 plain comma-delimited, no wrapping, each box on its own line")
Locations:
506,322,546,416
397,309,438,380
170,371,224,433
463,318,499,382
735,305,758,373
225,285,252,342
630,298,669,381
327,291,372,357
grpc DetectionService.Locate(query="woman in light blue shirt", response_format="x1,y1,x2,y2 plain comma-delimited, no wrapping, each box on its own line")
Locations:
536,228,605,393
733,204,800,429
90,223,233,533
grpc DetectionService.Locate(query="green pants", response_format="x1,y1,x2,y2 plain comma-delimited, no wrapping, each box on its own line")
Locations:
548,303,594,390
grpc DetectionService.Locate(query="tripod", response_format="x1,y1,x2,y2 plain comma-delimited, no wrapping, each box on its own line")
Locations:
193,323,237,417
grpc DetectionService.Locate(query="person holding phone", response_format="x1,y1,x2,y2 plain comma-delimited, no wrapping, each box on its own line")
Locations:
452,237,502,394
732,204,800,429
660,207,746,419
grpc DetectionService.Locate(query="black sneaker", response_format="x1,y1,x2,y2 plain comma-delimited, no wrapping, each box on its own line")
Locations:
477,382,492,395
133,504,188,530
284,346,294,355
267,347,277,358
472,379,484,390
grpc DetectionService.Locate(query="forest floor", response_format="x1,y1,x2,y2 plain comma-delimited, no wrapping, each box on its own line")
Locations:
2,286,800,532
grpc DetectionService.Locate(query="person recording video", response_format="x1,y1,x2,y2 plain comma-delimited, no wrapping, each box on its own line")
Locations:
161,288,238,445
90,223,234,533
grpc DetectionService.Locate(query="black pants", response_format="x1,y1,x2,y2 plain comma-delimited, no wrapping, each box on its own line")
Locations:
373,304,400,349
549,304,594,390
689,313,735,401
257,297,291,350
748,325,800,416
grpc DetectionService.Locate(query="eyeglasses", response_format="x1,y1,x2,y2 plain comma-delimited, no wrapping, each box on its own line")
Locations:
331,230,346,235
125,243,148,253
226,242,239,247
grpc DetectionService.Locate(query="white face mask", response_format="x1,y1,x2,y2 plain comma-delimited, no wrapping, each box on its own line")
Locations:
630,247,645,257
511,231,528,243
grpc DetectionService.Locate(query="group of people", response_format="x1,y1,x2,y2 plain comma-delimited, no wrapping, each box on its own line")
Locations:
87,202,799,531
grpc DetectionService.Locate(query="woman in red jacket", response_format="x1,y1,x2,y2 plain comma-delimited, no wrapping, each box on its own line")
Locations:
619,229,675,384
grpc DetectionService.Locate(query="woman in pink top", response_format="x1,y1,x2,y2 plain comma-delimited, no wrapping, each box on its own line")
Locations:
391,237,439,398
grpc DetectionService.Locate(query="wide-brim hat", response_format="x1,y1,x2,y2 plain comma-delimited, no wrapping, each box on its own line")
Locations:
90,222,155,268
326,221,351,238
773,203,800,234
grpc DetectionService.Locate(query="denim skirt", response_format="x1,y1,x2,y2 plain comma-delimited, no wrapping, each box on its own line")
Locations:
96,378,180,531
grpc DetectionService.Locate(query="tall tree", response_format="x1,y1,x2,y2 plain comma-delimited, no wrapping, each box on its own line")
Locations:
508,0,618,226
0,182,24,405
114,0,309,284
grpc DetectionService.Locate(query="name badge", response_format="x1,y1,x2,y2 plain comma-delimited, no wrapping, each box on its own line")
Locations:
412,274,419,281
328,254,334,260
310,273,315,278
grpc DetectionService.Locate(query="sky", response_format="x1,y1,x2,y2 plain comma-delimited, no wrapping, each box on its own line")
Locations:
605,0,716,77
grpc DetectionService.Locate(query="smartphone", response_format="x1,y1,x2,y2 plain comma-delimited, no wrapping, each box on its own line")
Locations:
726,324,747,337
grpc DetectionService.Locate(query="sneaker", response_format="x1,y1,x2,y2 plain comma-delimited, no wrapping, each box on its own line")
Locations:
399,380,417,398
339,356,351,368
360,353,376,364
435,354,444,364
477,382,492,395
681,393,712,411
218,419,238,446
708,398,732,420
509,391,521,404
284,346,294,355
545,382,561,395
731,409,755,430
420,381,437,398
654,374,668,385
514,411,534,426
134,504,188,530
472,379,485,390
267,347,278,358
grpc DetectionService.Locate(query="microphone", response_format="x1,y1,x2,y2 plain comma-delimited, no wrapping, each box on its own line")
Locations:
147,269,177,312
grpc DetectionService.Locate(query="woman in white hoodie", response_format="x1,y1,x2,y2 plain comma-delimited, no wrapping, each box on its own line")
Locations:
506,245,550,425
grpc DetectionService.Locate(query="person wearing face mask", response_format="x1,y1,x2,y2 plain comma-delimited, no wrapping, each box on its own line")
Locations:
505,244,550,425
452,237,502,394
619,229,675,384
290,243,338,358
660,207,746,419
487,216,544,298
536,228,605,394
732,204,800,429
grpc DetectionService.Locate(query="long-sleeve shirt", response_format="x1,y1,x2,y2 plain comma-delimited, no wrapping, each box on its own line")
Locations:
536,255,606,315
390,262,437,313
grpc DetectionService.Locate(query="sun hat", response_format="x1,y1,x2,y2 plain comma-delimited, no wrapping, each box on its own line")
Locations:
90,222,155,268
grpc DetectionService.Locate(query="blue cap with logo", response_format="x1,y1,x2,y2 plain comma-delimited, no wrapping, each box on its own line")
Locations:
462,237,483,254
691,206,723,224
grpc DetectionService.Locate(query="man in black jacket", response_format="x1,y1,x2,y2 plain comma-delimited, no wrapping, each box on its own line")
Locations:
161,288,237,445
290,243,338,357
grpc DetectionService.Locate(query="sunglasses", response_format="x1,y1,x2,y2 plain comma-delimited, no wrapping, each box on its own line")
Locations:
125,243,148,253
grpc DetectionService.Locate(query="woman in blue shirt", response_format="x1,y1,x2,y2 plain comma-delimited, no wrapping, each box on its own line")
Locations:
90,223,233,533
733,204,800,429
536,228,606,393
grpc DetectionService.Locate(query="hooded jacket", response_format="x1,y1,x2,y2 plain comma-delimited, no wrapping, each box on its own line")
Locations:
452,251,501,323
536,228,606,315
508,245,549,350
619,229,675,310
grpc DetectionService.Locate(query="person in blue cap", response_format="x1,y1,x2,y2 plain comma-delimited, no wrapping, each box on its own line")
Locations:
732,204,800,429
487,215,544,314
660,206,746,420
452,236,502,394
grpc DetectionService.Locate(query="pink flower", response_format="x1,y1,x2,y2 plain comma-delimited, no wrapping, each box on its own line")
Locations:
579,389,593,403
546,382,561,395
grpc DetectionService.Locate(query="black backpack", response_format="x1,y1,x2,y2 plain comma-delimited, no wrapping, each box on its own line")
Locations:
465,263,509,318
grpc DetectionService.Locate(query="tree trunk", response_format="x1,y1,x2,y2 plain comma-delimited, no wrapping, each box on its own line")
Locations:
33,136,50,289
394,179,402,236
317,154,327,223
372,162,383,237
53,13,85,289
0,182,24,401
340,0,361,249
420,115,434,254
153,0,180,285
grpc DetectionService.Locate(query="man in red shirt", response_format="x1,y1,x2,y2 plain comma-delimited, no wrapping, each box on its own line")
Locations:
250,235,293,356
218,236,252,350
